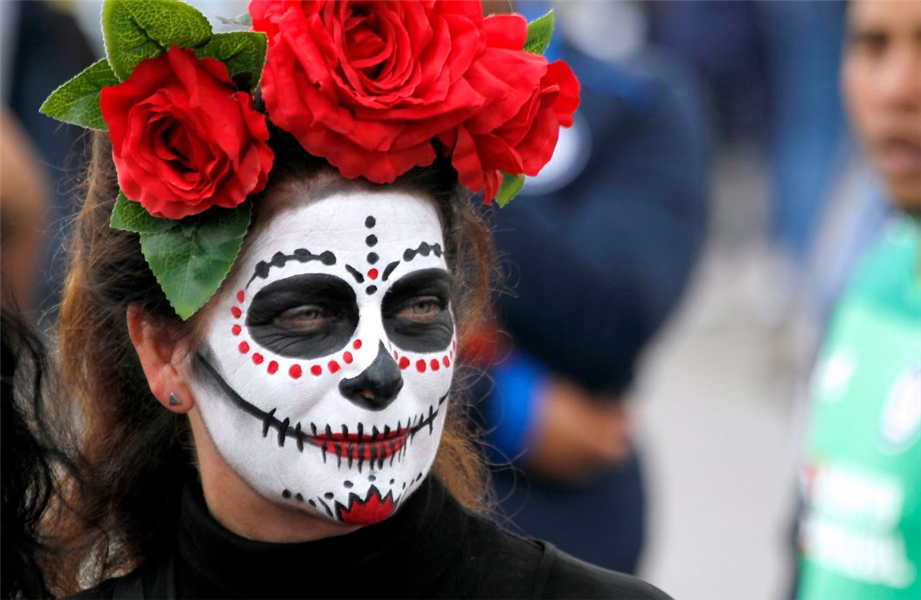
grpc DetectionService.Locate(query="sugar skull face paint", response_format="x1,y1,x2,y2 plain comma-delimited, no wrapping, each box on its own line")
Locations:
190,189,455,525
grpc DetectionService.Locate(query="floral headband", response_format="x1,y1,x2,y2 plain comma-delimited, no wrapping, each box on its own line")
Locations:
41,0,580,319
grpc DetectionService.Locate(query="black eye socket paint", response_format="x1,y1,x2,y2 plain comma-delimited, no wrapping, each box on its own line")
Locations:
382,268,454,352
247,273,359,359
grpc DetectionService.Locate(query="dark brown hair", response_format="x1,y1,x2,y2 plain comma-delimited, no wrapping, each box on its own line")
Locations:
54,128,495,592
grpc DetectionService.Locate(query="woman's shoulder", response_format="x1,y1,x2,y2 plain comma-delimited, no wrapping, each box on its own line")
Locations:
464,511,670,600
540,545,671,600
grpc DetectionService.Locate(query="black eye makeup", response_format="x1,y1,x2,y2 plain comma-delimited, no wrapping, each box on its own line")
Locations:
382,268,454,352
247,274,359,359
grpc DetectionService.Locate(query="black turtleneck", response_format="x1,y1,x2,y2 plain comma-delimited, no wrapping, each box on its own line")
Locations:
71,476,669,599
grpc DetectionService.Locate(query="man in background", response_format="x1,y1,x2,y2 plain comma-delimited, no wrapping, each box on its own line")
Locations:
796,1,921,598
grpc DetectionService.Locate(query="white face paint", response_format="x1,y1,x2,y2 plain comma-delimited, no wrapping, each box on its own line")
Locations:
190,189,456,525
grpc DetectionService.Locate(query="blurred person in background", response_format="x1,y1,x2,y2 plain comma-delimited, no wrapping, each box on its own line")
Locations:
1,108,49,315
759,1,848,274
1,0,96,320
796,1,921,598
477,0,710,574
648,1,848,321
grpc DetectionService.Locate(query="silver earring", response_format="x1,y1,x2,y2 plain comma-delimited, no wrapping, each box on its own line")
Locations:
168,393,182,406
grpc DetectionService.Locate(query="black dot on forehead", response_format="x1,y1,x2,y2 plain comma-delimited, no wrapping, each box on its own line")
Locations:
367,252,379,264
324,492,334,499
366,285,378,295
366,234,378,247
344,480,354,489
365,216,376,228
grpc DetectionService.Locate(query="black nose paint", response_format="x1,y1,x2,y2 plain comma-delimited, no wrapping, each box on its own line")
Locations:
339,342,403,411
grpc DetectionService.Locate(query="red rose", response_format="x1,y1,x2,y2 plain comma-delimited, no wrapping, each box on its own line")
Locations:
444,18,580,203
251,0,501,183
100,46,274,220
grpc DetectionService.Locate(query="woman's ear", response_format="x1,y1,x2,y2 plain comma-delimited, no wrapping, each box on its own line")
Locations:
126,305,195,414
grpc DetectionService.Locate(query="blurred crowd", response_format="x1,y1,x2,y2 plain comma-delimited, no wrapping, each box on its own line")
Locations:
2,1,919,599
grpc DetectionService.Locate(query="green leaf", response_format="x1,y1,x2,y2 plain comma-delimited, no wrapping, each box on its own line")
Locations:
39,59,119,130
110,191,177,234
102,0,213,80
523,10,554,55
195,32,267,88
495,173,525,207
139,203,252,320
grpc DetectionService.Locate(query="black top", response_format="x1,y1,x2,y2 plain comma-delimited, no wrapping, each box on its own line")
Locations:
72,477,669,599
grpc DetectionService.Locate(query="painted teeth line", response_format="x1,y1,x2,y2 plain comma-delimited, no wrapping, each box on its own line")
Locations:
257,394,447,469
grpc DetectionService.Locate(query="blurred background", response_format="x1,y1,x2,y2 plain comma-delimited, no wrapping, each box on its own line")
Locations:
1,1,916,599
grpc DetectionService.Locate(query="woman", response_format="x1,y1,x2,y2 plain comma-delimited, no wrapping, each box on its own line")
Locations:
44,0,669,597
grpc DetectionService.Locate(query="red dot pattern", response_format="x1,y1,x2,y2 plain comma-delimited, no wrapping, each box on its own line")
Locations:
229,317,456,381
236,290,245,303
368,268,379,280
391,345,455,373
231,306,242,318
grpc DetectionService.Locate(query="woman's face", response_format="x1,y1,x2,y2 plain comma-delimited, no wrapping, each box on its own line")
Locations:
188,186,456,525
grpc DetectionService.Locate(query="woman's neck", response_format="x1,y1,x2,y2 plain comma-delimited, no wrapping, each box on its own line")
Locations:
188,409,361,543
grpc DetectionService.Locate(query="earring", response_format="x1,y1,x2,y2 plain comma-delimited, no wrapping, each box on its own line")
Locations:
168,393,182,406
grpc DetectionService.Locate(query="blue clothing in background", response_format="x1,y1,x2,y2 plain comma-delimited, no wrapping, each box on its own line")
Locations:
760,1,848,263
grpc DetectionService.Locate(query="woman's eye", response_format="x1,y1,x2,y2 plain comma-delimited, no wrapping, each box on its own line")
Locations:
397,297,442,321
274,305,329,331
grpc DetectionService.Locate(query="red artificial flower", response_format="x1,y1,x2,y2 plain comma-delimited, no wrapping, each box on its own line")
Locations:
100,46,274,220
251,0,580,203
444,17,581,202
251,0,496,184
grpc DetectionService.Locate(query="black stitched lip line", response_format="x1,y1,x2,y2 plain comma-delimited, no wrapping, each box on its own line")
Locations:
195,355,447,472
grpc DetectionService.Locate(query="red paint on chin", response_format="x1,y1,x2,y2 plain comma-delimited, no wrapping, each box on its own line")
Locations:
337,487,395,525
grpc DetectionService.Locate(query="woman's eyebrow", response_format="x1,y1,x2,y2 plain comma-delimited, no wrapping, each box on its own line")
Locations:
247,248,338,287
